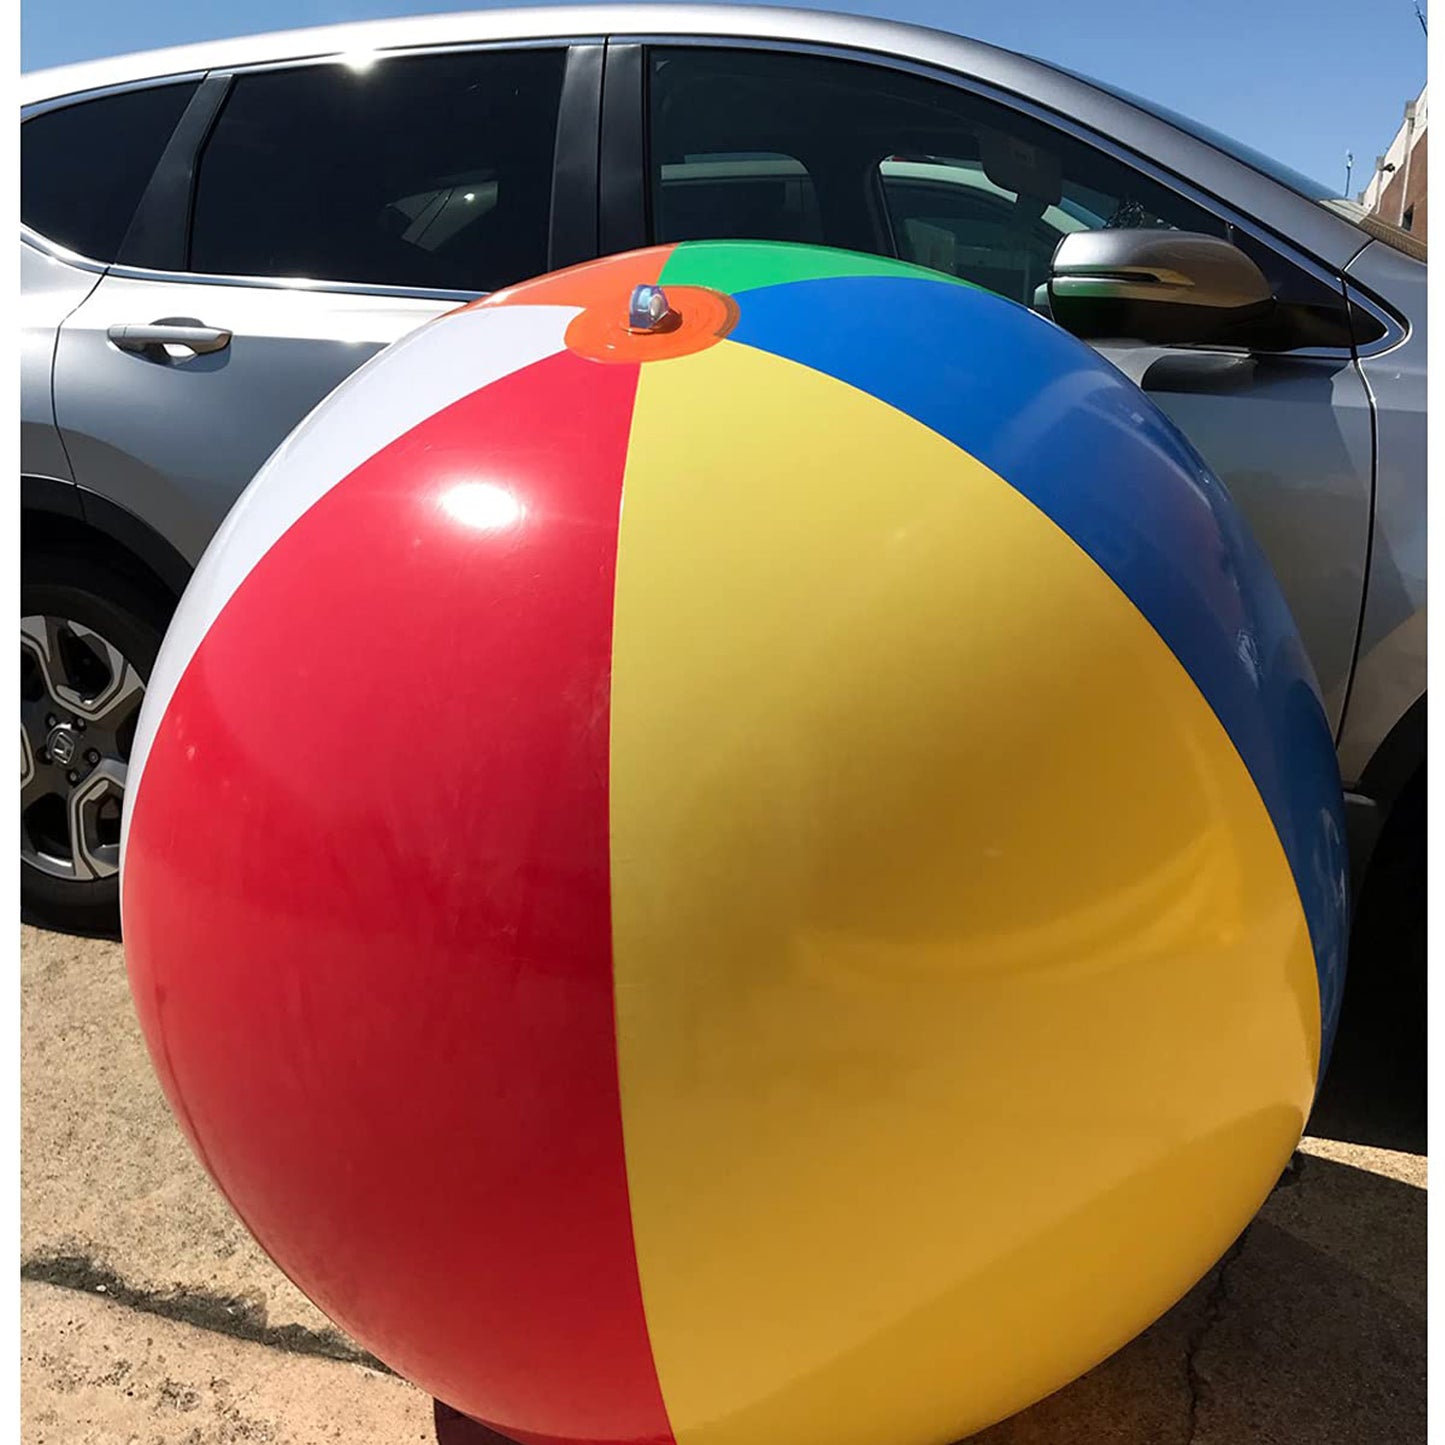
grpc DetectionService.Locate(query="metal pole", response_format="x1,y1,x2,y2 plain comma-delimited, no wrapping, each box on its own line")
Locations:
1396,105,1417,226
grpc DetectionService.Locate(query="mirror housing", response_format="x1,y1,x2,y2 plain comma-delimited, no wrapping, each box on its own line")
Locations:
1047,230,1274,346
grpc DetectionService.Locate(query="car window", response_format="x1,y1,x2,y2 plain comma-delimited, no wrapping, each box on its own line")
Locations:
647,48,1225,307
189,49,566,293
878,155,1105,299
22,82,198,262
656,150,823,244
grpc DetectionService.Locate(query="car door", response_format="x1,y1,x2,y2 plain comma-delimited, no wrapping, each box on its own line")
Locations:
23,82,206,493
53,42,593,569
610,41,1375,733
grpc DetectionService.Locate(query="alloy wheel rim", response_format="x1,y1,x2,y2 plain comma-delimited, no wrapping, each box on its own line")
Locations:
20,615,144,883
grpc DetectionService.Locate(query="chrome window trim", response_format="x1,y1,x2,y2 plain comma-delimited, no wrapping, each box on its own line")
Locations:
628,31,1390,363
1334,249,1411,357
22,71,206,121
18,25,1403,353
101,259,483,305
3,3,1410,269
19,38,583,291
22,225,108,274
22,75,207,271
1349,292,1409,360
19,10,629,105
22,37,584,302
209,33,602,78
168,38,583,300
23,226,485,305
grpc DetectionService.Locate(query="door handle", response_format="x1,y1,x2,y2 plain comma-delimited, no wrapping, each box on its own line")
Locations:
107,321,232,355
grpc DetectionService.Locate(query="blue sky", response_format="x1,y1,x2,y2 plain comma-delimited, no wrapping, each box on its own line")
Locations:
22,0,1427,196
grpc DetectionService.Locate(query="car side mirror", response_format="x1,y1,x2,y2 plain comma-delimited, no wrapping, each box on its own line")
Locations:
1047,230,1274,346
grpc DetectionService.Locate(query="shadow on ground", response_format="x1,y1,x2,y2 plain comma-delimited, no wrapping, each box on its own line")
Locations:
970,887,1427,1445
434,930,1425,1445
438,1141,1423,1445
20,902,120,943
24,787,1426,1445
969,1150,1423,1445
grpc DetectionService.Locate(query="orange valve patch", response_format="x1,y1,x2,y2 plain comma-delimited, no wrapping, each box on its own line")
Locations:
470,248,736,363
565,284,738,365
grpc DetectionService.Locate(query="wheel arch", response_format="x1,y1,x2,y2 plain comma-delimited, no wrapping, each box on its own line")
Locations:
1360,692,1426,815
1343,692,1425,915
23,476,192,607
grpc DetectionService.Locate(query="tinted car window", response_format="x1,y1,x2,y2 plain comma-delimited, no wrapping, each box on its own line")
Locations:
190,49,566,292
656,151,822,244
648,48,1225,306
22,82,197,261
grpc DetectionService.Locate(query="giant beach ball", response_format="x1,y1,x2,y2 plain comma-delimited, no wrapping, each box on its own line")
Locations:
122,241,1347,1445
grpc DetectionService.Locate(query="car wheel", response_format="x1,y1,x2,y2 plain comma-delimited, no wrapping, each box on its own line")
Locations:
21,551,172,935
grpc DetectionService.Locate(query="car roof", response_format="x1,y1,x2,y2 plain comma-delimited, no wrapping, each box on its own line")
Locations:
20,4,1014,105
19,2,1367,272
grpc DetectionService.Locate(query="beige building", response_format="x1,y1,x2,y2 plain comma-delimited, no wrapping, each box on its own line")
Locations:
1358,83,1427,243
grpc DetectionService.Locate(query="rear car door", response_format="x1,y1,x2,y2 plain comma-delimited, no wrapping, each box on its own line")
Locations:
609,42,1375,732
51,43,588,569
23,81,206,492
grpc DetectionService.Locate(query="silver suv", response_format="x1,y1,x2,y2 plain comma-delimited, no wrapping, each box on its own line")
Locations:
21,4,1425,936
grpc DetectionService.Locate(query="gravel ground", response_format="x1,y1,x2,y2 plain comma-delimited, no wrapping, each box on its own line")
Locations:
20,923,1425,1444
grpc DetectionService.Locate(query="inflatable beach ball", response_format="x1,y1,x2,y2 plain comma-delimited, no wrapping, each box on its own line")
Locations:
122,242,1346,1445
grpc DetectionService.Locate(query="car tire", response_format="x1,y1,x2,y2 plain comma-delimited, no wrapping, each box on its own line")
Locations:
21,549,174,936
1310,767,1425,1149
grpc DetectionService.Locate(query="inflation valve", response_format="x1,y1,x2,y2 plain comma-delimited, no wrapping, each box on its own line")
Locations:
627,284,677,334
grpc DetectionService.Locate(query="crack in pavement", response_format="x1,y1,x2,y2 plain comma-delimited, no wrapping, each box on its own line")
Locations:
1182,1225,1253,1444
1181,1150,1306,1441
20,1250,394,1376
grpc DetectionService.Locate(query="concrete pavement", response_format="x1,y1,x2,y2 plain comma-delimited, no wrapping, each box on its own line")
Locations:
21,1283,431,1445
20,923,1425,1443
